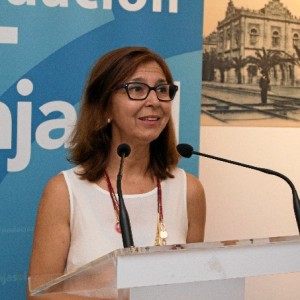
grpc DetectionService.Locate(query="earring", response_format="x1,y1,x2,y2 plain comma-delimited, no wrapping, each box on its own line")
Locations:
107,118,111,123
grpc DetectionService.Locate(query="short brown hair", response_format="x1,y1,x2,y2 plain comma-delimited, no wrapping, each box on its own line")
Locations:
68,46,179,181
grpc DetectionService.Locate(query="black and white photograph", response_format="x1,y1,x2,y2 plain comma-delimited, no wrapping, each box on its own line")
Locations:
201,0,300,126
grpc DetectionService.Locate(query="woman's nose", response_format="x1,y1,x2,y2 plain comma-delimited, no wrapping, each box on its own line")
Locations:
145,89,160,106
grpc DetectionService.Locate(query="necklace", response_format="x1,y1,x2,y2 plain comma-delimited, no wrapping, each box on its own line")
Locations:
103,170,168,246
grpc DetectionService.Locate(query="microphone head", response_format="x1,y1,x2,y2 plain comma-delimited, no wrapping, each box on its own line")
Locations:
176,143,194,158
117,143,131,158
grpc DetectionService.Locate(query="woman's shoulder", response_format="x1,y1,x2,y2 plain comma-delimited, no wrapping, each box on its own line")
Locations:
45,173,67,190
36,172,71,227
47,164,85,196
41,172,70,206
185,172,205,195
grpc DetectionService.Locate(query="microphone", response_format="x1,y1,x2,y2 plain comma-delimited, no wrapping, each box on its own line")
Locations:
117,143,131,158
117,143,134,248
177,143,300,234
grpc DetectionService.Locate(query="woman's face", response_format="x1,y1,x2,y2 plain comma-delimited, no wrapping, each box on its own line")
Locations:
109,61,172,146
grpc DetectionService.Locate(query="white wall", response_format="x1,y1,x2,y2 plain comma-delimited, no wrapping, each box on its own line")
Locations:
200,125,300,241
199,125,300,299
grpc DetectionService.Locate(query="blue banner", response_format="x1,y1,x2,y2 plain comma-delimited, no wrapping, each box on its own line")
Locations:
0,1,203,298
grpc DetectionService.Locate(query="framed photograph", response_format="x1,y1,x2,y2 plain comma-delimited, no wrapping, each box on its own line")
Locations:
201,0,300,127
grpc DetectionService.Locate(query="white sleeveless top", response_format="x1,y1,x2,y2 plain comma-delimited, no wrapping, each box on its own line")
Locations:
62,167,188,272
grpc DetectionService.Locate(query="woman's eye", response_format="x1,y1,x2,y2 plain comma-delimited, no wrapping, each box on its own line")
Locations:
157,86,168,94
129,84,144,92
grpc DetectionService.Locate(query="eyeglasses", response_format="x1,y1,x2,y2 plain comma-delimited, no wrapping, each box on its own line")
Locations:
114,82,178,101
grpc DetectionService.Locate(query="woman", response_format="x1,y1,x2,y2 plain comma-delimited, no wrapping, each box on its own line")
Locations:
28,46,206,298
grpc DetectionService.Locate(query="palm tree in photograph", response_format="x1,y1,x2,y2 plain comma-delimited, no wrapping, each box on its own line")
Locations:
215,56,231,83
231,55,249,84
202,50,216,82
247,47,296,104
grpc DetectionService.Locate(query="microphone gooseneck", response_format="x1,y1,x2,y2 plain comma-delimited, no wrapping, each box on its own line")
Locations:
117,143,134,248
177,143,300,234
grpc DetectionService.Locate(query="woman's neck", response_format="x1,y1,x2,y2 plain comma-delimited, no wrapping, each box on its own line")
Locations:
104,143,155,193
110,142,150,170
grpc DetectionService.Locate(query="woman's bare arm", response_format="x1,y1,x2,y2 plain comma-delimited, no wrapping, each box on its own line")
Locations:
186,173,206,243
27,174,71,299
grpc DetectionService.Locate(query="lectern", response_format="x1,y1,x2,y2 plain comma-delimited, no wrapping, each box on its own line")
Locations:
28,235,300,299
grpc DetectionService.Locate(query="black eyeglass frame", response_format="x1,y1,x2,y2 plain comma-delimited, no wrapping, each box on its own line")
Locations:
114,82,178,101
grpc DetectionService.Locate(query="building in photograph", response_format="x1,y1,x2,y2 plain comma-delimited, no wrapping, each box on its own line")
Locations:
203,0,300,86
